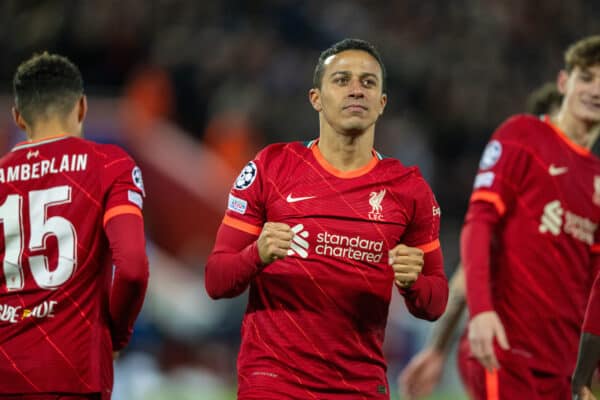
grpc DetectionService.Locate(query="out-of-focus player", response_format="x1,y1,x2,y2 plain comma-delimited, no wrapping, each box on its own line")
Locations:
572,269,600,400
398,82,566,399
0,53,149,399
461,35,600,399
205,38,448,399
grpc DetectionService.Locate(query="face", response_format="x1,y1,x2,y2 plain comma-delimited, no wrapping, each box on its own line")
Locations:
558,64,600,123
309,50,387,136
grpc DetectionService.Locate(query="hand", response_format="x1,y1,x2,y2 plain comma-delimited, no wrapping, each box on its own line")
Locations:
389,244,423,288
257,222,293,264
399,347,445,399
574,386,597,400
468,311,510,372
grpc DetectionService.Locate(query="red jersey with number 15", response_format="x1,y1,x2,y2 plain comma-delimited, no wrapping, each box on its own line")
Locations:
0,135,145,396
223,140,445,399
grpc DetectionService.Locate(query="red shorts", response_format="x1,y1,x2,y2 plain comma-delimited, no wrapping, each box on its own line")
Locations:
457,334,570,400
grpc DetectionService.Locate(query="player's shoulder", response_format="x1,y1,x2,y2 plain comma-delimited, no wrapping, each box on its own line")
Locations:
378,154,432,189
494,113,548,141
253,141,310,169
256,141,306,159
378,153,419,177
88,141,134,163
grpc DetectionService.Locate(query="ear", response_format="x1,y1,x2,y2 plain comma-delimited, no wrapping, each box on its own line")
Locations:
12,107,27,131
557,70,569,95
309,88,322,112
77,95,88,123
379,93,387,115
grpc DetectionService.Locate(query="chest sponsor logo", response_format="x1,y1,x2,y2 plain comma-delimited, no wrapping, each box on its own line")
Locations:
548,164,568,176
286,194,316,203
286,224,384,262
368,189,386,221
539,200,597,245
287,224,310,258
594,176,600,206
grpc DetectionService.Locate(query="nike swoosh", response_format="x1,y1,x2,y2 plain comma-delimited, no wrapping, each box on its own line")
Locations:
286,194,316,203
548,164,568,176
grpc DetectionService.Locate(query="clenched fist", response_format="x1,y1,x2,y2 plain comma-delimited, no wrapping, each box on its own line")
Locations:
257,222,294,264
389,244,424,288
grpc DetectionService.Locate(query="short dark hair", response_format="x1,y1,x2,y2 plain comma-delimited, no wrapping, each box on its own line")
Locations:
312,38,386,92
13,52,84,125
525,82,563,116
564,35,600,72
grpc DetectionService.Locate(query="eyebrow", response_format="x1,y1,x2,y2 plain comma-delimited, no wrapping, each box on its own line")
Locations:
329,71,380,81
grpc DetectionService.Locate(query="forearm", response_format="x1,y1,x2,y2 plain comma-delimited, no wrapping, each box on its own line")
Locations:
429,265,466,353
205,224,263,299
572,332,600,394
105,215,150,351
461,201,499,318
400,247,448,321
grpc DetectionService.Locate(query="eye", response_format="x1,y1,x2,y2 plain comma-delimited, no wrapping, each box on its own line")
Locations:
334,76,349,85
363,79,376,87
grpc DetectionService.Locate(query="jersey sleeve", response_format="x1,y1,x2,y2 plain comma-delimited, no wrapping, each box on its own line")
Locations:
401,176,441,254
100,145,145,226
220,151,268,235
398,175,448,321
583,268,600,336
204,150,271,299
469,116,532,216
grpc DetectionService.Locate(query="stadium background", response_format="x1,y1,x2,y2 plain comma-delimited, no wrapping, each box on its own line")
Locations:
1,1,599,399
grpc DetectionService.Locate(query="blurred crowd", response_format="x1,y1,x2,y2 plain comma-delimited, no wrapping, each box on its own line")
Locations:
1,1,599,398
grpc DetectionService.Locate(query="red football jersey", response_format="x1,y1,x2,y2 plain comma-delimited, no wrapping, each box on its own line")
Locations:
465,115,600,375
221,140,445,399
0,135,145,396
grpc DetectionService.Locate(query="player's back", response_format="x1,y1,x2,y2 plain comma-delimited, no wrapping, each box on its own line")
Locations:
0,135,137,396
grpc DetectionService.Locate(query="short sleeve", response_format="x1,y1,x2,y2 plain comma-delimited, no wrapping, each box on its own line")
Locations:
101,146,145,227
401,178,441,254
221,152,268,236
469,116,532,216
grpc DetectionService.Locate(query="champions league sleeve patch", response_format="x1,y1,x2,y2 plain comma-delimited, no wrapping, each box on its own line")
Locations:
478,140,502,170
131,166,146,196
234,161,257,190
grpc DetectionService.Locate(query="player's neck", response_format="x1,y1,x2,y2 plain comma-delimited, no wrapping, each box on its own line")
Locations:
317,129,374,172
26,119,78,142
553,111,599,149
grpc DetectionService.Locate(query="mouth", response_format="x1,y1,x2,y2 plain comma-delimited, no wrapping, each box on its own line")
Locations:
581,98,600,111
343,104,368,112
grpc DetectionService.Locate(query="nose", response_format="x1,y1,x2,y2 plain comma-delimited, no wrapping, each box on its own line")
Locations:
348,78,365,98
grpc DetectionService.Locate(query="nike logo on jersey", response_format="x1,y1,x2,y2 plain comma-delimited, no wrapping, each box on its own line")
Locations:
286,194,316,203
548,164,568,176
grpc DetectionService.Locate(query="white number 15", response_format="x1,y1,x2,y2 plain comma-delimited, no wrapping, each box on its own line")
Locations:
0,185,77,291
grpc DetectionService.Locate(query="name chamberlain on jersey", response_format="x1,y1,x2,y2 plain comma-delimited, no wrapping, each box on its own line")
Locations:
0,153,87,183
